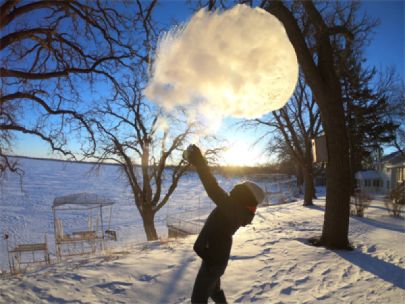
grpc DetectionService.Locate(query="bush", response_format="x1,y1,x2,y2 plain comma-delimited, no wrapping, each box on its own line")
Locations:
351,189,371,217
385,182,405,217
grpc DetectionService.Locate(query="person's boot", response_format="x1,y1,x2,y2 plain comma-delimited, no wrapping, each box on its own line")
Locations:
210,289,227,304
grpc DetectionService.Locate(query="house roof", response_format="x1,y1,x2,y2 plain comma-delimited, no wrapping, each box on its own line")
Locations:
381,151,405,166
355,170,381,180
53,193,115,209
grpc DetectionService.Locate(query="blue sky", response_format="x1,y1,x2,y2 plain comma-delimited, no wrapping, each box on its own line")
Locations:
361,0,404,78
13,1,404,163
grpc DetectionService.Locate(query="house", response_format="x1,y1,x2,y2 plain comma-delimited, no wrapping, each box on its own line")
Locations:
376,151,405,193
355,170,383,194
355,151,405,194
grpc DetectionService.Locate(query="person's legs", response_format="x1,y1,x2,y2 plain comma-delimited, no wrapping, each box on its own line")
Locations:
191,261,226,303
210,278,227,303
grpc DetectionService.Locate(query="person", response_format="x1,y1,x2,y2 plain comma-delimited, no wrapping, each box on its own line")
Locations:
184,144,265,304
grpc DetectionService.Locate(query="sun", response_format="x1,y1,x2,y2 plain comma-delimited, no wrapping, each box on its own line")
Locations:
221,141,258,167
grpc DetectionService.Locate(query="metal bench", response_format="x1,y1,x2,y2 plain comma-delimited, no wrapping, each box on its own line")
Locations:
8,236,50,274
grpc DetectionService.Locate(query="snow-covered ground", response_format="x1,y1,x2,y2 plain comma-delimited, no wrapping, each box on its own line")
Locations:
1,198,404,303
1,158,404,303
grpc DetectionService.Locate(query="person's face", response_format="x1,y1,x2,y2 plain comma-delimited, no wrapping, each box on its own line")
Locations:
231,185,257,226
241,209,255,226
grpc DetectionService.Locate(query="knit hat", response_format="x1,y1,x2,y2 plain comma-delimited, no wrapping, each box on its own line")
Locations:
230,181,265,207
241,181,265,205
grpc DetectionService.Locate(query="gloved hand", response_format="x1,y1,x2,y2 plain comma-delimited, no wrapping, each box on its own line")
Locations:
184,144,206,167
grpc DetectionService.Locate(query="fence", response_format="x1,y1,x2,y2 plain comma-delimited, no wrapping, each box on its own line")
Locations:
261,177,298,205
166,175,299,237
167,208,209,237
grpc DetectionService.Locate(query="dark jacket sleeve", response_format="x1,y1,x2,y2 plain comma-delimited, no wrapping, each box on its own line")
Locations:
195,160,231,207
193,155,244,229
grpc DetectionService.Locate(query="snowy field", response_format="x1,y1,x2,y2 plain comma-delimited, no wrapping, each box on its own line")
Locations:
0,158,279,272
0,158,404,303
0,198,404,303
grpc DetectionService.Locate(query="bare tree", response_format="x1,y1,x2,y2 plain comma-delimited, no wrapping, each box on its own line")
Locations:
91,78,199,241
254,75,322,206
261,0,354,249
76,0,201,241
0,0,147,175
1,0,200,241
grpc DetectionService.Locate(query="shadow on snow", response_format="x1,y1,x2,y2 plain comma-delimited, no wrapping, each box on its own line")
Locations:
351,216,405,234
337,249,405,290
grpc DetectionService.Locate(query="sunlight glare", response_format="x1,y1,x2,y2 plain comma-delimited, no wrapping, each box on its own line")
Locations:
222,141,258,167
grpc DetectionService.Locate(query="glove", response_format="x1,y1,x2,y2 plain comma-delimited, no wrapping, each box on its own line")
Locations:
184,144,206,167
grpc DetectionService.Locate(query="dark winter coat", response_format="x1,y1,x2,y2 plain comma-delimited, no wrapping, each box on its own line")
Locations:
193,161,253,266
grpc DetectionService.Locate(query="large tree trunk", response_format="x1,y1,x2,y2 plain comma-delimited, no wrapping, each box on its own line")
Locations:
303,164,314,206
265,0,351,249
319,94,351,248
141,209,158,241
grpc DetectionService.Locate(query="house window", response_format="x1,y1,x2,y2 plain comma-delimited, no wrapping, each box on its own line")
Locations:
396,167,405,184
387,180,390,189
373,179,380,187
364,180,371,187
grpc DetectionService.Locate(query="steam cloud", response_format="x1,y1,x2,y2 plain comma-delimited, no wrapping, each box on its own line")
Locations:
145,5,298,127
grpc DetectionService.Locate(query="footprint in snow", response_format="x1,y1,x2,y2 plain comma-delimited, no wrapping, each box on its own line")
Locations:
280,286,296,295
367,244,377,253
138,274,159,282
235,282,278,303
175,296,188,303
321,268,331,275
95,281,133,295
54,272,86,282
294,276,310,285
261,247,271,255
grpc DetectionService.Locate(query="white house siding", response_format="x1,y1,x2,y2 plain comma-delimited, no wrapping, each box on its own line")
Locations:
355,170,384,194
355,152,404,196
379,167,391,193
393,165,405,185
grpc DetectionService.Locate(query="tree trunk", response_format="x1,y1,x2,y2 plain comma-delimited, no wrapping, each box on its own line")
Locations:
296,165,304,195
264,1,352,249
319,94,351,249
303,165,314,206
141,209,158,241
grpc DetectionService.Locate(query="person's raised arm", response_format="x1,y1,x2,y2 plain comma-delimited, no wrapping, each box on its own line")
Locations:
185,145,230,206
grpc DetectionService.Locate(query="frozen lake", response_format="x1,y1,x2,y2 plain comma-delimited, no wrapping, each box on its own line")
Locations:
0,157,288,271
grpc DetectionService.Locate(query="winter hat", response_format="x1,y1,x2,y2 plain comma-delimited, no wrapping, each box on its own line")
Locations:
231,181,265,206
241,181,265,205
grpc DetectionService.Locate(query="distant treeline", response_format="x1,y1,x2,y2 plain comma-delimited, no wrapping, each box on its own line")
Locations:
8,155,119,166
182,164,290,177
10,155,293,177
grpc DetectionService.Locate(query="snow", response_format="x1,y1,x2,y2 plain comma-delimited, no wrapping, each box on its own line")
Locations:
354,170,381,180
1,158,405,303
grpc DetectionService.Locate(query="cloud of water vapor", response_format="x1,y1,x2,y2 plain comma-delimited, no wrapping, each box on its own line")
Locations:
145,4,298,128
